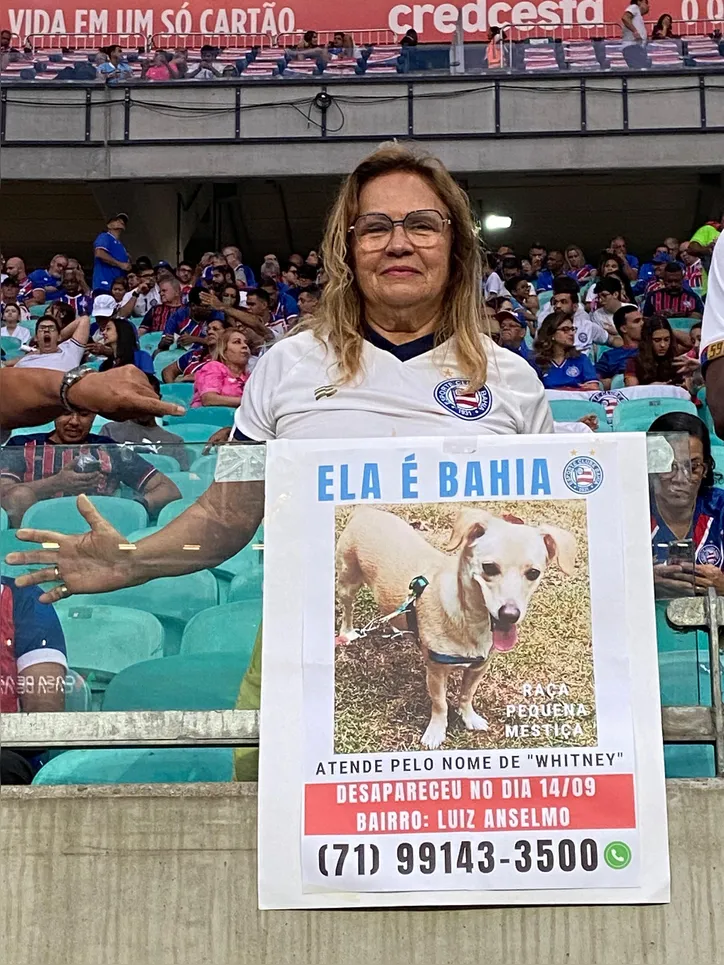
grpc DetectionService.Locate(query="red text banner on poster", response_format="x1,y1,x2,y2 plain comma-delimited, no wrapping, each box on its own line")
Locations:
6,0,722,46
304,773,635,835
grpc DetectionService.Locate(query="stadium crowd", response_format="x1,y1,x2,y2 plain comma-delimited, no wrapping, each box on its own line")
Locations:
0,155,722,785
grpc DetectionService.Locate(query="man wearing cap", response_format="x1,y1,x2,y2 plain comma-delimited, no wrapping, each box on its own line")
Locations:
92,214,131,292
497,310,534,364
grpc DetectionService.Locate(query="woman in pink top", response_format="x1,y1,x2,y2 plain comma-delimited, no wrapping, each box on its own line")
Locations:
143,51,179,81
191,329,251,407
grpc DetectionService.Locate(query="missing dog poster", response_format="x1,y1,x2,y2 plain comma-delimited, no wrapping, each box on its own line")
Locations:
258,434,669,909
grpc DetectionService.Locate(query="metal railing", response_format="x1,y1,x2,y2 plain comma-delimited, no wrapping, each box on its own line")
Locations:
276,28,399,47
149,32,274,51
26,32,149,51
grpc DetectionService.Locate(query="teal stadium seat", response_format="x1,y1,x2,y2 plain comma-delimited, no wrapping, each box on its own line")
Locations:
153,349,185,377
32,747,234,785
139,331,164,352
64,668,92,712
667,316,695,335
160,381,194,406
1,336,22,357
167,423,219,444
188,454,218,479
165,472,212,501
164,406,234,428
157,499,193,527
0,508,7,531
10,421,56,438
62,569,218,656
29,304,48,318
612,396,697,432
20,495,149,535
180,600,261,662
655,600,717,778
102,652,249,710
0,528,43,578
548,399,610,431
54,602,164,683
712,446,724,476
138,452,181,474
610,374,625,390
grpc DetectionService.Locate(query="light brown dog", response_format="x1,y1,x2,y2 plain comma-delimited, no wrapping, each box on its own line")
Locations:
336,506,577,749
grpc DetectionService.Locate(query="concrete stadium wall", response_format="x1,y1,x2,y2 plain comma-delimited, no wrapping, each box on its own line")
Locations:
1,779,723,965
3,76,724,180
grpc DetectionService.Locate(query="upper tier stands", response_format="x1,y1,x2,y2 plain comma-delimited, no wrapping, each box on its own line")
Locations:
3,27,724,83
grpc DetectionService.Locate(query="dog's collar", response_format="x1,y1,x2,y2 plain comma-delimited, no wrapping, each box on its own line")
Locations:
428,650,488,667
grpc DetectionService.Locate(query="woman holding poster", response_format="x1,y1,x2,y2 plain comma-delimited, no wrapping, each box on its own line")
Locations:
9,143,553,597
7,147,554,777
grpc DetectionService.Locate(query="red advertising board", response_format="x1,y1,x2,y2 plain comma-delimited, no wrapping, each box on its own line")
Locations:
5,0,724,44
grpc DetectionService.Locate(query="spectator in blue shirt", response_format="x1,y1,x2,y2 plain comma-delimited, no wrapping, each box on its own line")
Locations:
221,245,257,288
22,253,68,304
535,249,567,292
595,304,643,388
0,576,68,784
497,310,534,364
533,310,600,390
158,286,223,352
92,213,131,291
609,235,639,282
97,45,134,84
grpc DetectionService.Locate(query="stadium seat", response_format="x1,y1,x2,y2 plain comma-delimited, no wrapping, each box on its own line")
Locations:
64,668,92,712
164,407,234,427
227,562,263,603
157,498,192,527
32,747,234,785
139,331,164,352
548,399,610,430
59,569,218,656
139,452,181,474
165,472,212,501
188,454,217,478
664,744,715,778
153,349,185,377
610,374,626,390
20,495,149,535
0,528,43,578
612,396,697,432
10,421,55,437
711,446,724,476
180,600,261,662
160,382,194,406
1,336,22,358
667,316,694,334
0,508,7,531
54,602,164,682
102,651,249,711
166,423,218,444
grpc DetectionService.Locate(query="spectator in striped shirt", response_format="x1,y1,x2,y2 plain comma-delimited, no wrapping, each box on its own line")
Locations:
138,277,184,335
60,267,93,317
643,263,704,319
0,409,181,526
680,241,704,292
160,317,231,383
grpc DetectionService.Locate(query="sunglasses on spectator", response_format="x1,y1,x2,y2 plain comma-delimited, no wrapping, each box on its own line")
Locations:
349,209,451,251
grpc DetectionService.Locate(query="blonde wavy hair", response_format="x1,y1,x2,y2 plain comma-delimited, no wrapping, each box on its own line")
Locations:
212,327,249,368
308,144,489,390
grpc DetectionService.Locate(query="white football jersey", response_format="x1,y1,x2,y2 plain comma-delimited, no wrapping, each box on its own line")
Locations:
233,330,553,441
701,234,724,370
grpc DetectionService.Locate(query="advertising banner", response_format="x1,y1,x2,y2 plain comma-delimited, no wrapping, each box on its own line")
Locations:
6,0,724,45
258,433,670,909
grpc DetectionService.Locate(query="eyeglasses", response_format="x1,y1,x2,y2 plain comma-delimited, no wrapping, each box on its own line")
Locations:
661,459,706,479
349,209,451,251
557,325,575,334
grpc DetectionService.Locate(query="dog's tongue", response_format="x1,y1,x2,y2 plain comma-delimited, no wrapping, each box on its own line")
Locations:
493,625,518,652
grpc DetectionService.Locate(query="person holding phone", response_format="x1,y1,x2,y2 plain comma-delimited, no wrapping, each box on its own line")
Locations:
0,409,181,526
649,411,724,597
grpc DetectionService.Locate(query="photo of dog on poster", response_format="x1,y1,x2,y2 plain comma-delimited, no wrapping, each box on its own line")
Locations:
334,500,594,753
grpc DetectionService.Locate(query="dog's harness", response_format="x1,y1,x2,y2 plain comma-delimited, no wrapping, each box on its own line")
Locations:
345,576,429,643
345,576,487,668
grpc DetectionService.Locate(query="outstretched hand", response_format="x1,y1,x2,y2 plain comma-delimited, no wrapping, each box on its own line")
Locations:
7,494,137,603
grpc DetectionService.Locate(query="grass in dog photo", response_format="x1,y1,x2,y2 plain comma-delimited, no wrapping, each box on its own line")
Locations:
334,500,594,754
